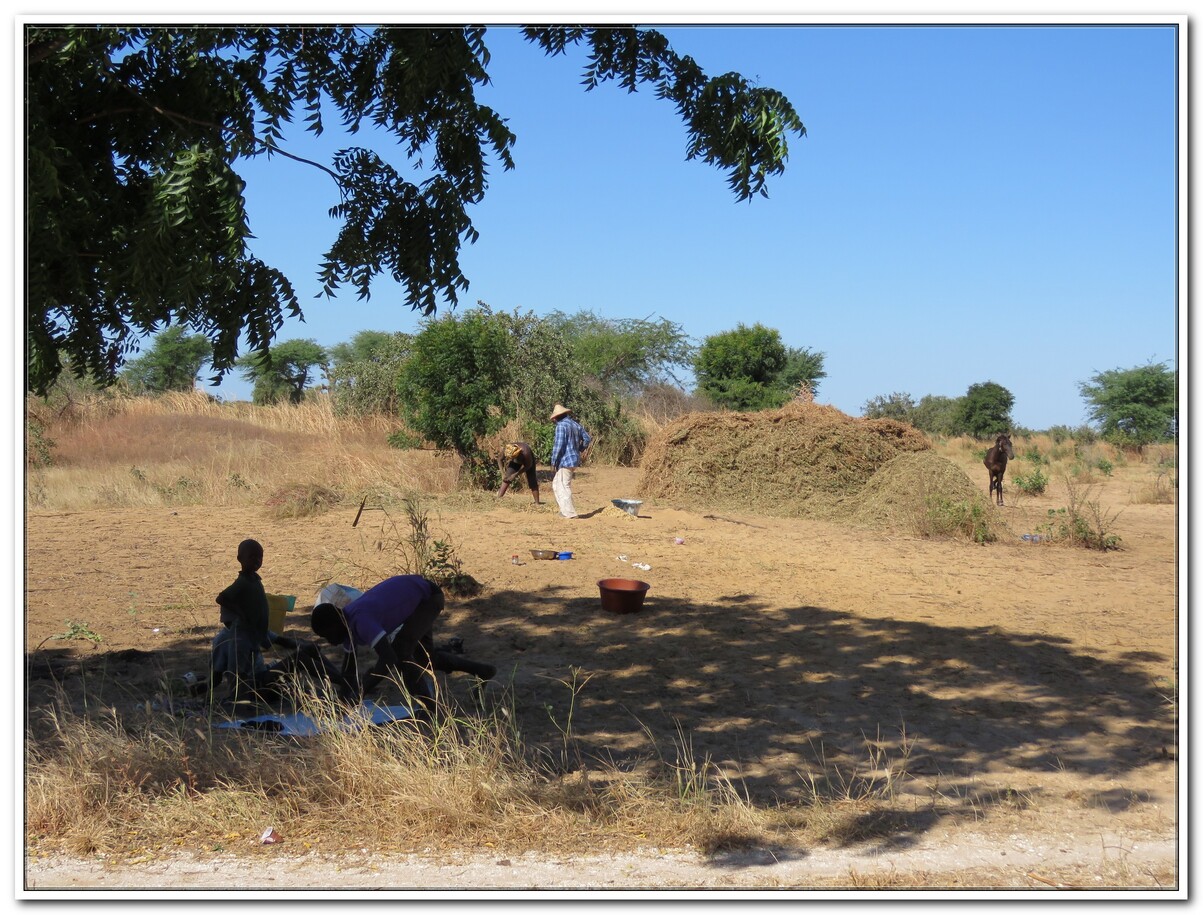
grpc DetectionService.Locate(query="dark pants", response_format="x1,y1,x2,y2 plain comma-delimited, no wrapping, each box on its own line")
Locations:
389,583,444,708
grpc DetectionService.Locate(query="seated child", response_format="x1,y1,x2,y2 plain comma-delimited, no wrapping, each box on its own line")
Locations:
209,538,277,699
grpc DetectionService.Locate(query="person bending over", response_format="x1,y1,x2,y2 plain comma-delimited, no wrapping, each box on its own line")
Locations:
496,441,541,505
310,574,443,715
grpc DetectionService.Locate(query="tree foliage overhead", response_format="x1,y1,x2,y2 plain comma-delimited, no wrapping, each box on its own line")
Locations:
1079,361,1177,446
26,25,805,396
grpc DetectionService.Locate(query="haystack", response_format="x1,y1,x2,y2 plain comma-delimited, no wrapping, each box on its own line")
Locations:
850,450,1006,537
637,401,931,519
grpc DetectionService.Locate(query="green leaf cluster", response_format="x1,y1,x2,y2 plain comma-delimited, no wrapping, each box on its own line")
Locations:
396,307,515,459
391,304,676,476
546,310,695,394
862,388,1012,439
693,323,826,411
861,392,918,423
327,330,413,416
953,381,1015,440
1078,361,1176,446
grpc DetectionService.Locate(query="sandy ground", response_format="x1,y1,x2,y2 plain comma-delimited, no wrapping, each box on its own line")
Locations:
21,463,1182,895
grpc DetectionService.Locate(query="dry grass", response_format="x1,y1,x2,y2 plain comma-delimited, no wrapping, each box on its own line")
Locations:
1130,471,1177,505
24,679,874,860
26,391,460,512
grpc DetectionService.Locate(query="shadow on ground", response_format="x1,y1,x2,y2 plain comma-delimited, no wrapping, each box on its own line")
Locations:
25,584,1174,851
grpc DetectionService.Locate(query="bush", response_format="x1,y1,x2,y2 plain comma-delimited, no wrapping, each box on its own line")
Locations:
922,496,998,544
953,381,1014,439
397,308,513,461
387,429,427,450
1011,468,1048,495
1036,478,1122,551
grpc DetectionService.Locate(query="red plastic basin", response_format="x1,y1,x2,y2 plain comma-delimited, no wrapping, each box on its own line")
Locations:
598,578,651,614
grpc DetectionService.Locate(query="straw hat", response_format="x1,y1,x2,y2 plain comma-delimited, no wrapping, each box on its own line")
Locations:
549,403,572,420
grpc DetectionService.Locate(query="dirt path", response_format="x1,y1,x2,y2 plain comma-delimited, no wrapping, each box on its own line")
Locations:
22,822,1181,892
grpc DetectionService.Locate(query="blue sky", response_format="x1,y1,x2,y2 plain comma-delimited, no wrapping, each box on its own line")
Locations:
205,20,1180,431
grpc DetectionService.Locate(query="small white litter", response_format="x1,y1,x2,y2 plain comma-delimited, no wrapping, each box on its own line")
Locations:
315,583,364,609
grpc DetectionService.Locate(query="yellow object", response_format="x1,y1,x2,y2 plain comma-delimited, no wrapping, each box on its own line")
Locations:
266,594,296,632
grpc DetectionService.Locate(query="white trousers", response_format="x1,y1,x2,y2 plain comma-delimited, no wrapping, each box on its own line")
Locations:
552,467,578,518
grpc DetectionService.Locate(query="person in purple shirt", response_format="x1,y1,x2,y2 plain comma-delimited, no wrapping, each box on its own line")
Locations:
310,575,443,714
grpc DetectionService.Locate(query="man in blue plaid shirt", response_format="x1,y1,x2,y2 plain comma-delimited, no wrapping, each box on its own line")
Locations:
548,403,593,518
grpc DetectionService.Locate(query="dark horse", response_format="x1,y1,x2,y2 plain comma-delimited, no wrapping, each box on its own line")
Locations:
984,433,1016,506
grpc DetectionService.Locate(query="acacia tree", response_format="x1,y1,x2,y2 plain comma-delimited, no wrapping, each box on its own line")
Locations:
326,330,411,415
779,346,828,398
1079,362,1177,446
119,326,213,393
26,25,805,395
546,310,694,394
236,338,328,405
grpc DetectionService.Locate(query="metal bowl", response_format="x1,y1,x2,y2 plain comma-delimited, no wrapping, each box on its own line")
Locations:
530,549,558,560
611,498,643,517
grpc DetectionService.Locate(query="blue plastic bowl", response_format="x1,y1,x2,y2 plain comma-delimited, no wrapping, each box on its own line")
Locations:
557,551,573,560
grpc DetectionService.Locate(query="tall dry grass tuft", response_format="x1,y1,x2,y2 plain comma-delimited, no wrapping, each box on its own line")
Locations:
1131,471,1177,505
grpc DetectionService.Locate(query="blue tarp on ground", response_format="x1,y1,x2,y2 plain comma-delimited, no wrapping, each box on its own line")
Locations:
216,701,414,736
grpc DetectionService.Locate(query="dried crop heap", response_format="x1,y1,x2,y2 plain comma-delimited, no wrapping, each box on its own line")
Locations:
638,401,935,520
850,450,1004,536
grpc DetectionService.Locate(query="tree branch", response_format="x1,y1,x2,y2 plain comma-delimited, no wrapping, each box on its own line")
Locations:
103,66,346,193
